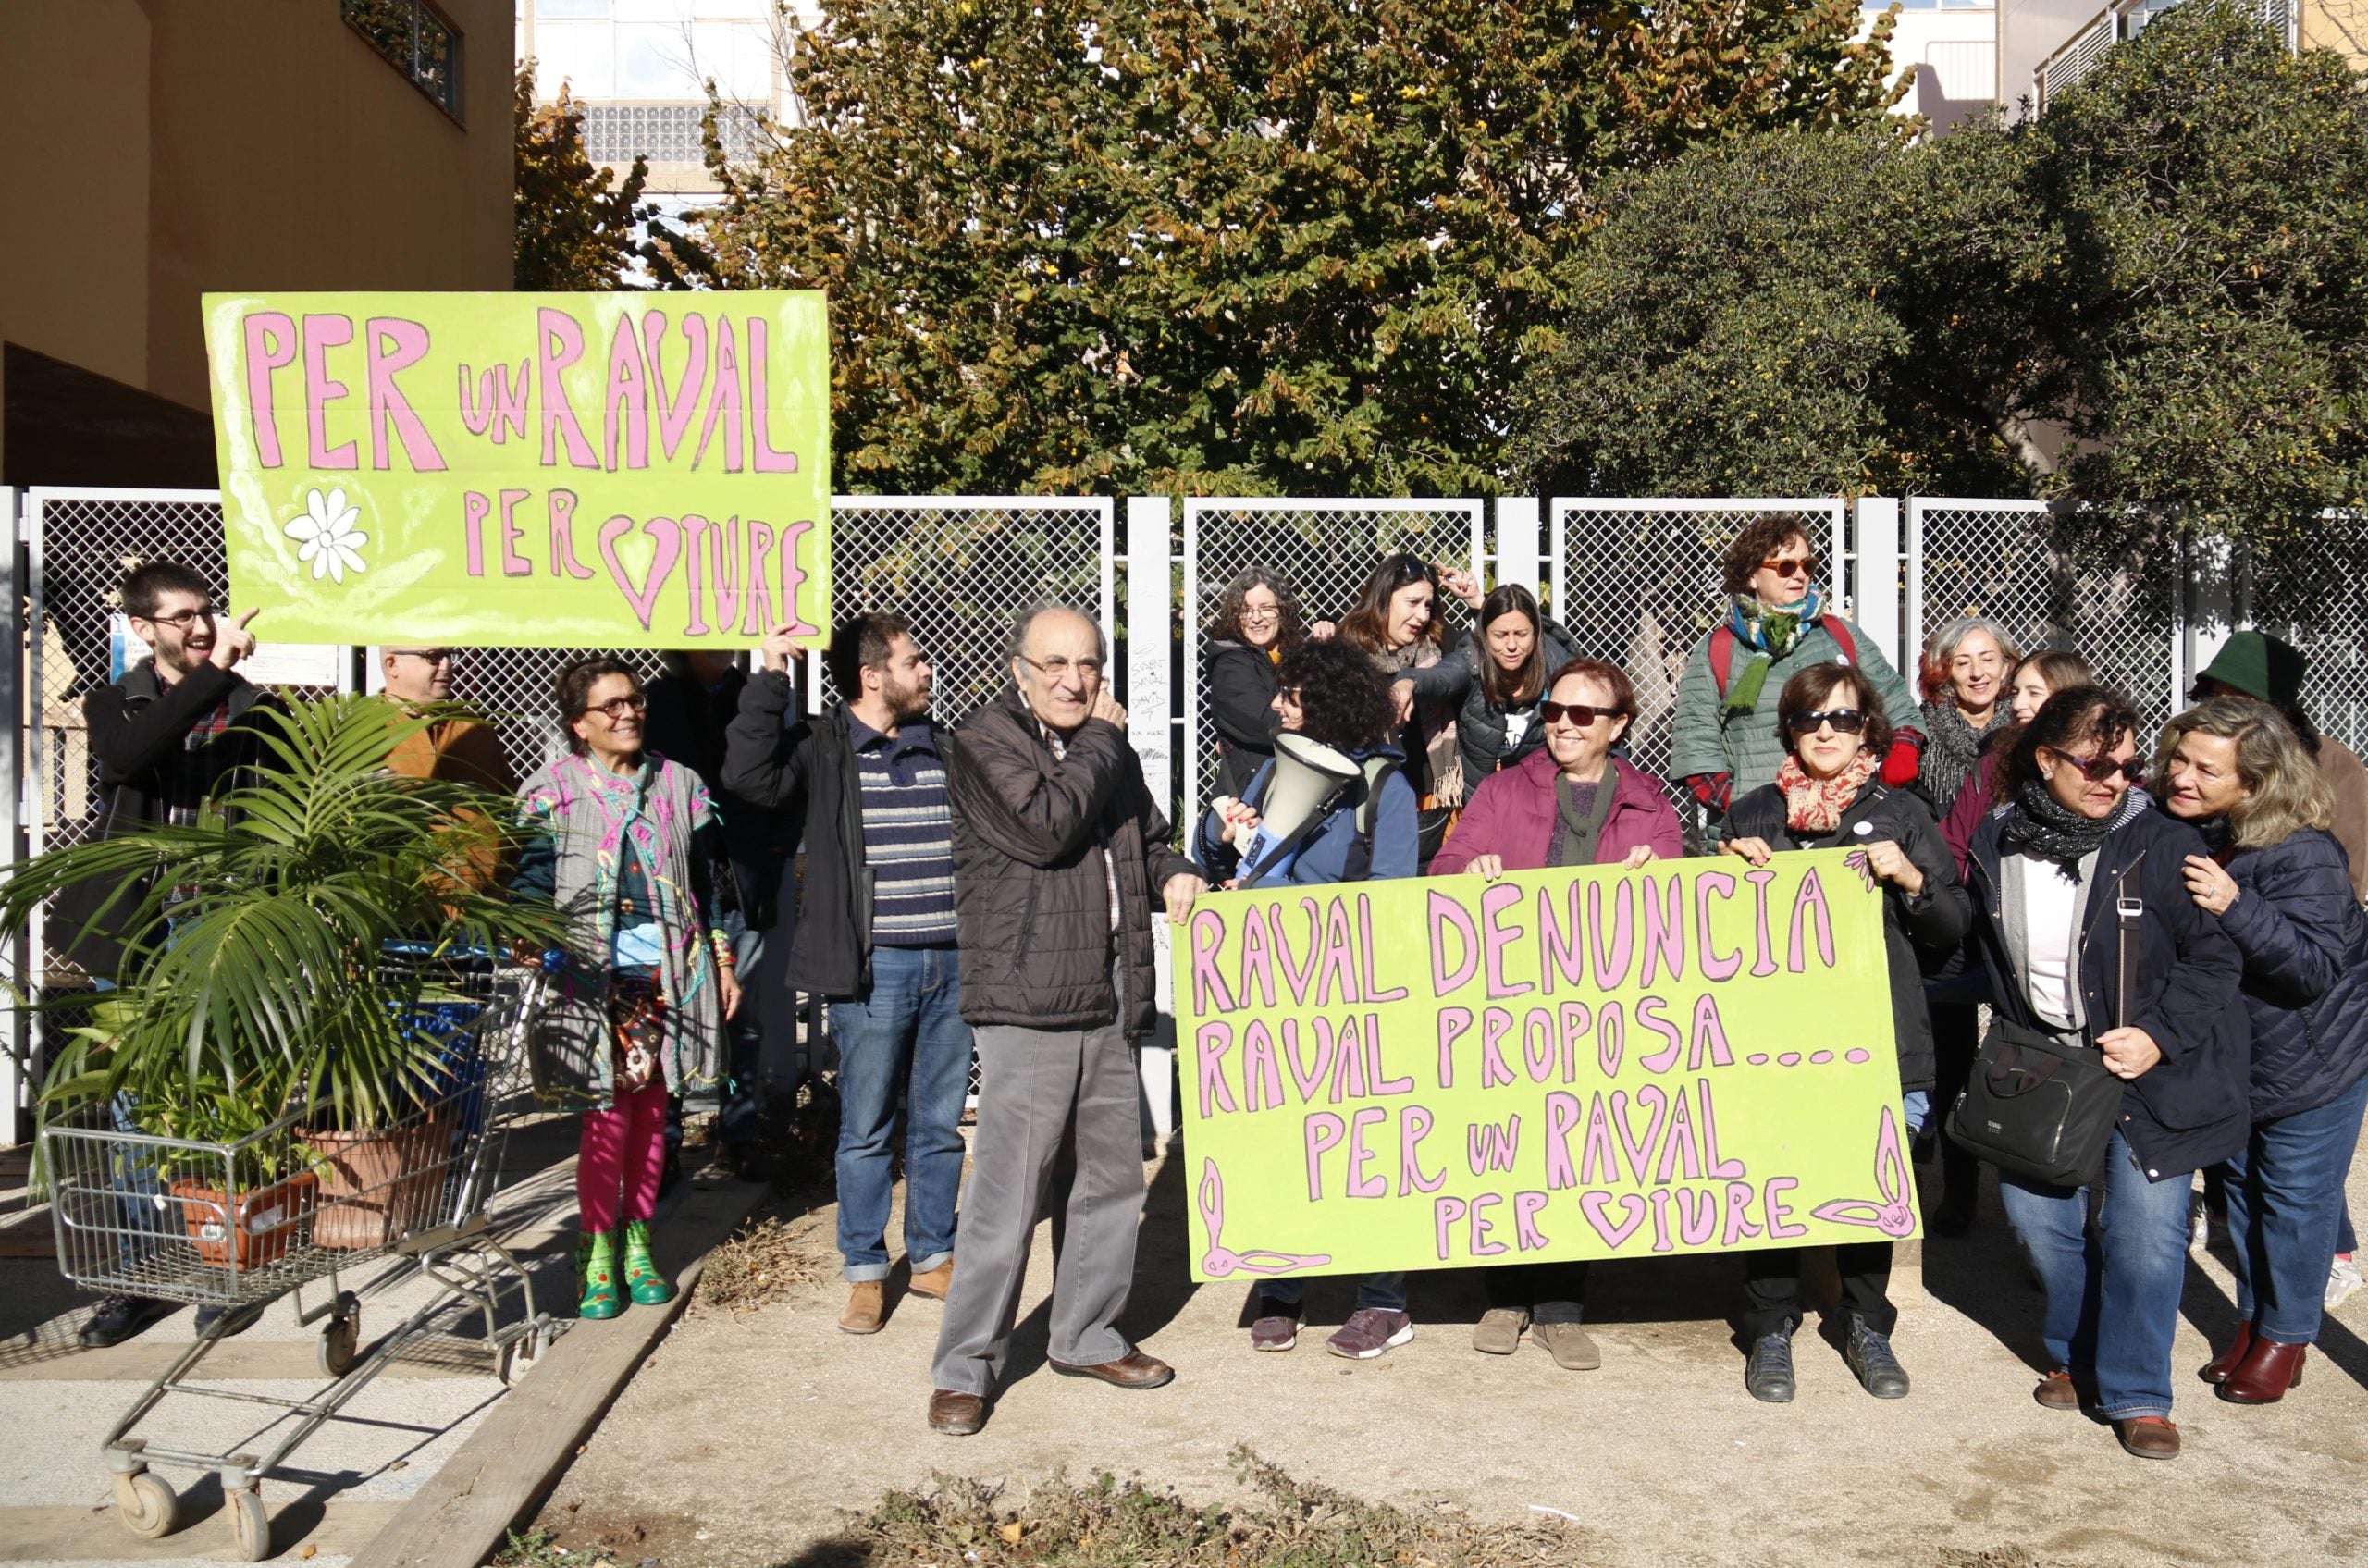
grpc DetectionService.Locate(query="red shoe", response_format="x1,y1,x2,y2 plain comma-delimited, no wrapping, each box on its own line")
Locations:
2201,1321,2255,1384
2218,1336,2307,1404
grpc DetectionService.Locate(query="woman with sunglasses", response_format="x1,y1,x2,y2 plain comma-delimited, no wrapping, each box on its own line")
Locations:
1430,659,1681,1371
1203,568,1323,802
1338,552,1478,865
1671,513,1921,822
1200,638,1423,1358
1927,647,2094,1234
1718,663,1969,1403
513,657,743,1320
2156,698,2368,1406
1962,686,2248,1461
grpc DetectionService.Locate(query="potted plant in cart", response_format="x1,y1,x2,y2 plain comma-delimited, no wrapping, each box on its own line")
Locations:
7,695,568,1260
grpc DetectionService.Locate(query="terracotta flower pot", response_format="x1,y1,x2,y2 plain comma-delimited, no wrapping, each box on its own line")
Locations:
170,1171,317,1270
303,1117,454,1250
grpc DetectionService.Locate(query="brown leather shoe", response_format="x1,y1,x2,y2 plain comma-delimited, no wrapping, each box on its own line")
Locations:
2033,1370,2080,1411
2115,1416,2181,1460
908,1260,955,1301
927,1389,986,1435
1049,1349,1174,1389
2218,1337,2307,1404
838,1281,886,1335
1536,1322,1603,1371
2202,1321,2255,1384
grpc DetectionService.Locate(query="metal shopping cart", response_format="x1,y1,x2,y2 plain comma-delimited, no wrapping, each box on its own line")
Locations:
39,954,559,1561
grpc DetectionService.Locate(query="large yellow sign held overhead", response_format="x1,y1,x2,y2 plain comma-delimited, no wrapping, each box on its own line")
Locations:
1176,851,1918,1282
203,290,830,648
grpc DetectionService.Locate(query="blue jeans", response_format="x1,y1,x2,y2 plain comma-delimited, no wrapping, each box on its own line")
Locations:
1999,1130,2196,1420
2226,1075,2368,1343
830,945,972,1282
1258,1272,1408,1314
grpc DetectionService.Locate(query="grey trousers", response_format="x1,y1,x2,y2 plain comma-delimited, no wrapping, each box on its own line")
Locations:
929,974,1142,1395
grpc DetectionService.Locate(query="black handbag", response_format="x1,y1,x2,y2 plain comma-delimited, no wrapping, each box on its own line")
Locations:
1946,868,2140,1188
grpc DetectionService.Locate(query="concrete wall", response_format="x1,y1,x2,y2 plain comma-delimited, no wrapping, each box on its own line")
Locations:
1997,0,2108,117
0,0,514,484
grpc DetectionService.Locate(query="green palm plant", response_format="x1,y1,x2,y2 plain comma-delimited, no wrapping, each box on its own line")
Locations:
3,694,568,1134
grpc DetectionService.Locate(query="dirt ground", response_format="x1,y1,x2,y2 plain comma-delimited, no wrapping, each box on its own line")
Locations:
533,1140,2368,1568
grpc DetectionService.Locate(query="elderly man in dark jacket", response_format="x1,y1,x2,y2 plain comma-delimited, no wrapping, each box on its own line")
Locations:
925,605,1202,1437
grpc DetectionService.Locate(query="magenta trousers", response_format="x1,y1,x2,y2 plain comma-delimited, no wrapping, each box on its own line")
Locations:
578,1080,669,1233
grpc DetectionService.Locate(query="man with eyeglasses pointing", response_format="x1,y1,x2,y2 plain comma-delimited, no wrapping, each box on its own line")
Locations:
923,604,1204,1436
66,561,273,1349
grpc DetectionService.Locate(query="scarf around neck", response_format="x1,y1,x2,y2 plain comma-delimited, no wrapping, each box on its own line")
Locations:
1722,588,1822,715
1919,700,2009,810
1776,748,1880,836
2000,775,2131,880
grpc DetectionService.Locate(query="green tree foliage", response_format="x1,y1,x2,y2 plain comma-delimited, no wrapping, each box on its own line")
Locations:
1511,0,2368,611
513,63,655,291
2034,0,2368,613
694,0,1910,496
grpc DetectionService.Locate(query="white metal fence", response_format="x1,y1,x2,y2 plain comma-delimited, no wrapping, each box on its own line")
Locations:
6,486,2364,1141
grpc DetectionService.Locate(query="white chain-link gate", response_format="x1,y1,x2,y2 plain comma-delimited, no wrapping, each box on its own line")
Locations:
1178,498,1484,841
2241,519,2368,760
1548,499,1848,809
1906,498,2183,734
810,497,1115,718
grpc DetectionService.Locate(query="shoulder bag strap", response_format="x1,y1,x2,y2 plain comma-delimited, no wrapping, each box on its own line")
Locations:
2115,861,2142,1031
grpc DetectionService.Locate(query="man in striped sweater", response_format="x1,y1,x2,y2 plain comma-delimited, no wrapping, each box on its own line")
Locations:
723,612,975,1335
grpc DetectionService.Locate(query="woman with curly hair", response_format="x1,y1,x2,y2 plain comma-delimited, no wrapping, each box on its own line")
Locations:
1202,568,1323,801
1199,636,1421,1356
1670,512,1921,820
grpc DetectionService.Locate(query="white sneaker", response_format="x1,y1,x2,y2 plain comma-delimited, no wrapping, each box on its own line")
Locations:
2326,1254,2362,1312
2189,1191,2211,1252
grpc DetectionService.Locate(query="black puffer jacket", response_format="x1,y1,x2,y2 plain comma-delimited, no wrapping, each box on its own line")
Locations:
720,672,870,997
2214,826,2368,1122
1437,618,1586,786
1722,777,1970,1093
944,687,1201,1034
1966,803,2251,1178
1203,638,1279,800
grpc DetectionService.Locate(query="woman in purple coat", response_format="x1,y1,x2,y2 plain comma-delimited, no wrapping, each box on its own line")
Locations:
1429,658,1683,1373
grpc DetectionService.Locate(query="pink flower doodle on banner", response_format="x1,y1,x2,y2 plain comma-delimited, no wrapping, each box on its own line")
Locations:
1809,1105,1918,1239
1197,1159,1332,1278
1842,847,1878,893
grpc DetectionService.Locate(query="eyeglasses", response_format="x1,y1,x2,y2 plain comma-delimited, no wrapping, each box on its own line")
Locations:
137,606,217,631
1760,556,1819,579
1784,709,1867,735
1275,685,1303,705
1017,652,1104,683
390,648,457,666
2048,749,2145,784
1540,699,1618,727
585,694,648,721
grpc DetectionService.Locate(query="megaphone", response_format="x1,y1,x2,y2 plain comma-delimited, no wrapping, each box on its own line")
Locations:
1240,732,1362,886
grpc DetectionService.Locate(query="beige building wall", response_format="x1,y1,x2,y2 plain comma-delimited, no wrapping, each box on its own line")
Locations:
2301,0,2368,66
0,0,515,487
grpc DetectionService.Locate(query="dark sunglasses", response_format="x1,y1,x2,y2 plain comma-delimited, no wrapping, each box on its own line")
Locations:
1382,552,1437,586
1760,555,1819,578
1540,699,1618,726
1784,709,1867,735
2048,749,2145,784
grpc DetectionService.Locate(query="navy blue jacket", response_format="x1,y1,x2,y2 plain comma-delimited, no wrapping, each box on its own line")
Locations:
1196,747,1419,886
2216,826,2368,1122
1966,803,2251,1179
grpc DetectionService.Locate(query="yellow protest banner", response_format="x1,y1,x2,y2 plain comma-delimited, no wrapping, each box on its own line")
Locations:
202,290,830,648
1175,850,1916,1282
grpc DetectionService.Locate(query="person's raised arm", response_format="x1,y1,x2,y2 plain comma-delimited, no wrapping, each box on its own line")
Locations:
721,665,809,810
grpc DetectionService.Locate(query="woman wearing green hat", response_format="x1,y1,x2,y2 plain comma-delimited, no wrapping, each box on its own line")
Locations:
2190,630,2368,906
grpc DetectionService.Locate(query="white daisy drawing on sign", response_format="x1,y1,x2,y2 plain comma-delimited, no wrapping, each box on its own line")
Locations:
283,487,369,584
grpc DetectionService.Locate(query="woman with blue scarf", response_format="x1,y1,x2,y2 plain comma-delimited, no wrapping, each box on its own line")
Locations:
1671,512,1921,823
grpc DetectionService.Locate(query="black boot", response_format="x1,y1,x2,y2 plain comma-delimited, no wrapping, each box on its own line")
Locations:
80,1294,176,1349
